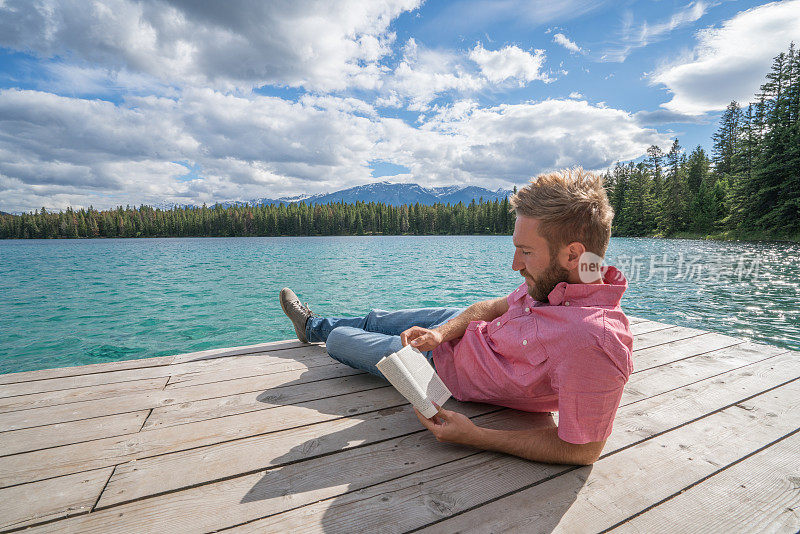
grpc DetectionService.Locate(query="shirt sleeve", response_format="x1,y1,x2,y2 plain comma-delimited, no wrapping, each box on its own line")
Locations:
556,352,627,445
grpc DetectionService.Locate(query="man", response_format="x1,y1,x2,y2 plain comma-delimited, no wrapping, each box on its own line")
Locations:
280,167,633,466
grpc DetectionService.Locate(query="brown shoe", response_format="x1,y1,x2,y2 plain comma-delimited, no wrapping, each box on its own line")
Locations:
280,287,316,343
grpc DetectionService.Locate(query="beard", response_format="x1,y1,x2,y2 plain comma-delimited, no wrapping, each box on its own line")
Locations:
522,258,571,303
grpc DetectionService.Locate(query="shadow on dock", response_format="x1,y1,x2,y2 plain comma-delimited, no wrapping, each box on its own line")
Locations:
236,345,587,532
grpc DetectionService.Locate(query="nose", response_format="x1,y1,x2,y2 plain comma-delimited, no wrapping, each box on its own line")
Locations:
511,249,524,272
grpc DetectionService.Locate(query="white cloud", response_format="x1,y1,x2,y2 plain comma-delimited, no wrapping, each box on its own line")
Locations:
379,99,672,183
380,39,486,111
0,88,384,210
0,88,671,212
602,1,712,62
640,1,710,41
568,92,584,99
469,44,551,85
0,0,420,91
653,0,800,115
553,33,585,55
38,63,179,98
299,95,378,118
379,40,553,111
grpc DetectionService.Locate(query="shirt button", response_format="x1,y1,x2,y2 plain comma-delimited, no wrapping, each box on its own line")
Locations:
525,307,530,312
496,321,501,326
564,301,570,306
522,339,528,346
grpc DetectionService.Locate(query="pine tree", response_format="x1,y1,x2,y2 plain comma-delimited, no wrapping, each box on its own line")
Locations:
742,47,798,233
620,163,656,236
661,139,687,235
685,146,711,231
712,101,742,177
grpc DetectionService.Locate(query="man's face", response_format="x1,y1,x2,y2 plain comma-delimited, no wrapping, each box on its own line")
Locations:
511,216,571,302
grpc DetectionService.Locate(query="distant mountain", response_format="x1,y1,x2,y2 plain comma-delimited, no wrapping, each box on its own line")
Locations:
151,181,512,210
225,181,512,208
0,182,512,215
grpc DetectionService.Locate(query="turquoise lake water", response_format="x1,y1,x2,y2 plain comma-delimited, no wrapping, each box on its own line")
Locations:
1,236,798,374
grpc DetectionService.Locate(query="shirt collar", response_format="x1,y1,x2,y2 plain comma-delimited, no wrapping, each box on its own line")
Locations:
546,265,628,307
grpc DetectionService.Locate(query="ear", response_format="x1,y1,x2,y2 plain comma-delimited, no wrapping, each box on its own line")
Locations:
561,242,586,270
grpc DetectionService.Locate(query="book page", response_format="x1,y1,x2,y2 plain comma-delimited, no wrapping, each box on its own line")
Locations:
395,345,452,411
382,345,451,418
376,351,430,414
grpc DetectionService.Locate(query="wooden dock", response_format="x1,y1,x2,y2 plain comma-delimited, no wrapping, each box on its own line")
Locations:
1,317,798,533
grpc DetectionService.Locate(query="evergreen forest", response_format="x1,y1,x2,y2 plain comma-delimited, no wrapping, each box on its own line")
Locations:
607,43,800,240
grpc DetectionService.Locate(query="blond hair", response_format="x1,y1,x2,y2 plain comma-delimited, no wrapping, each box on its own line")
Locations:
509,167,614,258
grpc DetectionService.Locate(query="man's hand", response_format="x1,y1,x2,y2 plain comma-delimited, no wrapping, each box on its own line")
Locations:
400,326,444,351
415,404,606,466
413,403,482,447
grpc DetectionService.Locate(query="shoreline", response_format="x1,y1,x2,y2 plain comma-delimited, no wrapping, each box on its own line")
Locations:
2,231,799,244
644,230,800,244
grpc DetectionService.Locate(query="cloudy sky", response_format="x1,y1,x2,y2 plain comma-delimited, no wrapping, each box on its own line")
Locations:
1,0,799,213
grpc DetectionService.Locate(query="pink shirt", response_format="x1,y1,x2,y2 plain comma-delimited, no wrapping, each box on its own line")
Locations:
432,265,633,444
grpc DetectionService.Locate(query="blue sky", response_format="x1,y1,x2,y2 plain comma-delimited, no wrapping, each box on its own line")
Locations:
1,0,799,212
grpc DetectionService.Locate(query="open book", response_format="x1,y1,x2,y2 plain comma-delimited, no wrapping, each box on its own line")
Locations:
376,344,452,419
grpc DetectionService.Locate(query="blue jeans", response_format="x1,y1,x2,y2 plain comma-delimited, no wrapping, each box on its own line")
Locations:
306,307,466,378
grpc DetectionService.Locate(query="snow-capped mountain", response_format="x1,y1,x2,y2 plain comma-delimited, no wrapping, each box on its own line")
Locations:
238,181,512,208
153,181,513,210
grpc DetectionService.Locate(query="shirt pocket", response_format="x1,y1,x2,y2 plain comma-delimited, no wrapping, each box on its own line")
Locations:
487,309,547,366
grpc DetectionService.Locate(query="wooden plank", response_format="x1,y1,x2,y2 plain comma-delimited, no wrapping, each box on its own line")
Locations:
0,377,168,413
632,332,746,371
629,320,678,335
0,385,409,488
0,357,355,432
0,325,723,435
96,339,788,507
142,371,373,431
420,378,800,534
98,402,507,509
0,411,150,456
0,357,174,386
0,467,113,531
628,332,745,375
163,352,335,388
610,432,800,534
622,342,786,405
168,340,309,364
0,344,322,398
0,340,308,388
632,325,707,351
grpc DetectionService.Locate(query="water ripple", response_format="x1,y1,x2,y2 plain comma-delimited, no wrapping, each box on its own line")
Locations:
0,236,798,373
